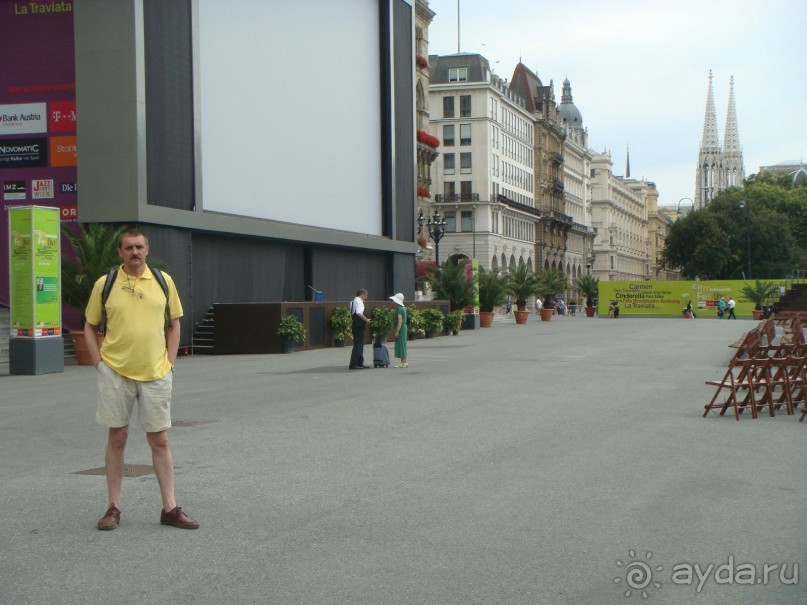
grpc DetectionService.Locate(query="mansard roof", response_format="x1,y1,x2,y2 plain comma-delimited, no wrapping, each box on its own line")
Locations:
428,53,491,84
509,62,544,113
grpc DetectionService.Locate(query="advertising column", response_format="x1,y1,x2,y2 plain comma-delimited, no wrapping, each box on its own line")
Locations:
8,205,63,374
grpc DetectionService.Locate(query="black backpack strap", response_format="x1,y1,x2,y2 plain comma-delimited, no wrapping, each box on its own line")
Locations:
98,268,119,336
150,267,172,331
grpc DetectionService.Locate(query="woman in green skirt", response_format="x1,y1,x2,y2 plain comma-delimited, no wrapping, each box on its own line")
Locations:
390,292,408,367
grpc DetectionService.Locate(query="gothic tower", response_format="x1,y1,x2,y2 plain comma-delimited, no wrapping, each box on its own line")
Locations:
695,71,722,209
694,71,744,209
722,76,745,189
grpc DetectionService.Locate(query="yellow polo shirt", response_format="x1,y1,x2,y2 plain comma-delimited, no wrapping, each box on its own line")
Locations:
85,265,183,381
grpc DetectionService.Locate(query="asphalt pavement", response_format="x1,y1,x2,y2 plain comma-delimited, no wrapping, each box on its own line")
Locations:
1,314,805,605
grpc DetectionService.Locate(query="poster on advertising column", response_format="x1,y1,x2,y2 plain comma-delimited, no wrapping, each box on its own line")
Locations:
8,206,61,337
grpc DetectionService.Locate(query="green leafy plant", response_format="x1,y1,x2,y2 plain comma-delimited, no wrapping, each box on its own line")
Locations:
370,306,395,339
61,223,128,320
328,306,352,341
421,307,444,335
740,279,780,311
478,267,508,312
505,264,540,311
426,259,475,311
574,274,600,308
535,269,568,306
445,309,465,333
406,304,425,336
277,315,306,343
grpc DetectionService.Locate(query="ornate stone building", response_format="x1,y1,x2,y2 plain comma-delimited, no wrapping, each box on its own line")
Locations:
509,64,572,275
695,71,745,209
590,151,652,281
558,78,595,282
428,53,537,271
415,0,438,233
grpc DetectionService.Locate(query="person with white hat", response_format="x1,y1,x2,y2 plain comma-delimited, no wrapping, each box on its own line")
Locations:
389,292,408,368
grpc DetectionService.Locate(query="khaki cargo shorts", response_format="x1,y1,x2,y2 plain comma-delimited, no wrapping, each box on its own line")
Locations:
95,361,173,433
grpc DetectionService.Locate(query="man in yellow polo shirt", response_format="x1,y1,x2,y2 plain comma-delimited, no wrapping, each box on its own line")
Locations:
84,228,199,530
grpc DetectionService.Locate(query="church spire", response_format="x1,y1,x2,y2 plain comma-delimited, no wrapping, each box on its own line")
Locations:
695,70,723,209
722,76,745,188
626,144,631,178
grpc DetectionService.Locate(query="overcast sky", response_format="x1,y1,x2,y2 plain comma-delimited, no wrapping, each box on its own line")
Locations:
425,0,806,207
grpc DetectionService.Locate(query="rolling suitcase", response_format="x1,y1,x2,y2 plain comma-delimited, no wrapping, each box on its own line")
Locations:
373,342,390,368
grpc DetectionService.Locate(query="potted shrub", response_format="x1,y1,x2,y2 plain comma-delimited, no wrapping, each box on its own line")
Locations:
426,259,475,311
574,274,600,318
277,315,306,353
421,307,444,337
741,279,779,320
370,306,395,343
505,264,539,325
61,223,128,365
535,270,568,322
406,304,425,339
478,267,507,327
445,309,465,335
328,306,352,347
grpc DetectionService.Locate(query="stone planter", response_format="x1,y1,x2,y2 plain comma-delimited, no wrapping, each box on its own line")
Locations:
69,330,96,366
514,310,530,324
539,308,554,322
585,307,595,318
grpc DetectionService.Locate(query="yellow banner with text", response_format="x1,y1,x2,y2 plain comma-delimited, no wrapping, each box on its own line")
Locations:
597,280,786,318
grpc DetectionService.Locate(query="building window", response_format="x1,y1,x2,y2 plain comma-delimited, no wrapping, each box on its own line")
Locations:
461,180,473,197
448,67,468,82
460,152,472,174
444,153,455,174
444,211,456,232
443,124,455,147
460,95,471,117
461,210,473,232
443,96,454,119
460,123,471,146
444,181,456,196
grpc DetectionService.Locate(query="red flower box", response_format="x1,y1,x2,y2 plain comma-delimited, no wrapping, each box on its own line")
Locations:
415,54,429,69
416,130,440,148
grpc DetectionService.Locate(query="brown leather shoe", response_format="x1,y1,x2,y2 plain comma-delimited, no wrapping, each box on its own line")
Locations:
97,505,121,530
160,506,199,529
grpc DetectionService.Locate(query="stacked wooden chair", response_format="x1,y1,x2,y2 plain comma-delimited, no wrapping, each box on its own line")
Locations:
703,318,807,421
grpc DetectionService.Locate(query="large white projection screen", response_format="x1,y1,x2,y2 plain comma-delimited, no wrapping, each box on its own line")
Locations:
197,0,383,236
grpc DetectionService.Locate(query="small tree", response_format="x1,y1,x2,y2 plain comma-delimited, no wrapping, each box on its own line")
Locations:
505,264,539,311
478,267,508,312
328,306,352,341
535,270,567,307
427,259,475,311
574,274,599,308
740,279,779,311
370,306,395,340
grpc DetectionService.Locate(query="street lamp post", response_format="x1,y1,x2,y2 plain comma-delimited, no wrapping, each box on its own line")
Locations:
418,208,447,265
738,199,751,278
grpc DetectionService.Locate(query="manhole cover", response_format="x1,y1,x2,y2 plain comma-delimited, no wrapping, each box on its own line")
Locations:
74,464,155,477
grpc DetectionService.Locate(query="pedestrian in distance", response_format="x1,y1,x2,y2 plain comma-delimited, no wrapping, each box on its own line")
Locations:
349,289,371,369
717,297,726,319
726,297,737,319
390,292,408,368
84,228,199,531
686,300,697,319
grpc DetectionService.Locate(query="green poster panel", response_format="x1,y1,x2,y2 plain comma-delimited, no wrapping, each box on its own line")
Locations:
8,206,62,337
597,280,786,318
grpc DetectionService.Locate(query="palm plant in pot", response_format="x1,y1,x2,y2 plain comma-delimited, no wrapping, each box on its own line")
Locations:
328,306,352,347
426,258,475,311
740,279,779,320
277,315,306,353
573,274,600,318
61,223,128,364
504,264,539,325
535,269,568,321
478,267,507,327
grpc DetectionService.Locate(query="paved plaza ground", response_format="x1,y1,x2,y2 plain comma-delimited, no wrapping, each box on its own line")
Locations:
1,315,806,605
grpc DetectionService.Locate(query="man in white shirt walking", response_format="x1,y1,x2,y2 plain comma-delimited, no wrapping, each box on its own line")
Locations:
349,289,371,369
